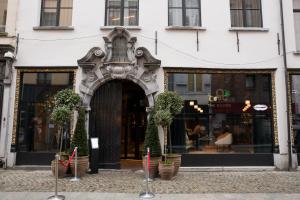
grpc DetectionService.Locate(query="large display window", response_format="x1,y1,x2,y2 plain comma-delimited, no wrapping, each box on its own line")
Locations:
16,72,74,153
290,74,300,156
167,72,274,155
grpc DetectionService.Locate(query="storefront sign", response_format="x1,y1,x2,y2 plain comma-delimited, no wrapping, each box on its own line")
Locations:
253,104,268,111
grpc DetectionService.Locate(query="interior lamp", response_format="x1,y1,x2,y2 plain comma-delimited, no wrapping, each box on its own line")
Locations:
194,105,198,109
189,101,195,106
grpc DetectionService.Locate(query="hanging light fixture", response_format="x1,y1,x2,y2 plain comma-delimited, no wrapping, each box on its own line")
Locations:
194,105,198,109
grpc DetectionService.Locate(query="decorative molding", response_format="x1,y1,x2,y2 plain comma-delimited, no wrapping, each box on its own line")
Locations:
78,27,161,109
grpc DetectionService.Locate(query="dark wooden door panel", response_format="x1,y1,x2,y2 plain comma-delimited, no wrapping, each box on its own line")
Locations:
90,81,122,169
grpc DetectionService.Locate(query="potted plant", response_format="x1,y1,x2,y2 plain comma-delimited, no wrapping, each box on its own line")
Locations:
154,109,175,180
50,89,81,178
70,107,89,177
142,109,162,179
154,91,184,177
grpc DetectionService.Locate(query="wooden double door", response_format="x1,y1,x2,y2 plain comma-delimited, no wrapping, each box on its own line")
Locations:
89,80,147,169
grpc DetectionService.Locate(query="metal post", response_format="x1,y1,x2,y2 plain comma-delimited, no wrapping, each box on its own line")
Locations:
71,147,79,181
139,148,154,199
47,154,65,200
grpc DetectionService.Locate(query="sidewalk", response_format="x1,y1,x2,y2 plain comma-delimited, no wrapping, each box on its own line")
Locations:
0,169,300,199
1,192,300,200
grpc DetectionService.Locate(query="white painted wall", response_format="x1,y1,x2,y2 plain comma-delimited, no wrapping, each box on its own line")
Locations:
6,0,300,168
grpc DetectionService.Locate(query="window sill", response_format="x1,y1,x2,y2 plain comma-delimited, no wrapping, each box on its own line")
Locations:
294,51,300,55
165,26,206,31
0,32,8,37
33,26,74,31
100,26,141,30
229,27,269,32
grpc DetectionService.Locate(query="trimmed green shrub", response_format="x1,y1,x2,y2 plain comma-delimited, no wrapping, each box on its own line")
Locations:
71,108,88,156
143,109,162,157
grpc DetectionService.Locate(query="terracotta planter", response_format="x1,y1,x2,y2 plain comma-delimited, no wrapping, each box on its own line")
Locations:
51,160,68,178
166,154,181,176
70,156,89,177
158,161,174,180
142,156,161,179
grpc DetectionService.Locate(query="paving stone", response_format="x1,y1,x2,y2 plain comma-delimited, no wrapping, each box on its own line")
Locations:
0,170,300,193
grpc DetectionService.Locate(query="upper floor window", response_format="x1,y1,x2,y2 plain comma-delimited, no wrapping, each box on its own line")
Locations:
294,0,300,51
168,0,201,26
40,0,73,26
105,0,139,26
0,0,7,32
230,0,262,27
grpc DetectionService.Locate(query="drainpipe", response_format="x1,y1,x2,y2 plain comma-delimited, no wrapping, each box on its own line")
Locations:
279,0,292,171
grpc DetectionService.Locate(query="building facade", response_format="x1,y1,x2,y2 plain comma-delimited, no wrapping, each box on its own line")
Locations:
1,0,300,170
0,0,18,168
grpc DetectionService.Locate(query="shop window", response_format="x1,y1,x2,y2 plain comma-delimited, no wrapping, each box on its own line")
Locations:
293,0,300,51
17,72,73,152
168,72,273,155
230,0,262,27
0,0,7,32
290,74,300,154
105,0,139,26
168,0,201,26
40,0,73,26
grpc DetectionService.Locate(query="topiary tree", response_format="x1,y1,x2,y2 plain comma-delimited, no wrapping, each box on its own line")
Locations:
71,108,88,156
143,109,162,157
51,89,81,155
154,91,184,162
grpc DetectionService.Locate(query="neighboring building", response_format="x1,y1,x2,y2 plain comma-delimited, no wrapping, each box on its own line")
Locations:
0,0,18,168
1,0,300,170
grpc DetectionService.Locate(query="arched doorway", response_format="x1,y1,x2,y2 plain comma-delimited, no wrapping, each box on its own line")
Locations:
89,80,148,169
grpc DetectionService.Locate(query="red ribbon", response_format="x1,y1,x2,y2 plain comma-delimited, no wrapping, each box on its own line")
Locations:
59,147,77,169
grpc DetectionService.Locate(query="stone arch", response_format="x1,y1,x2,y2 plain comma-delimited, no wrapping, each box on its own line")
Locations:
78,27,160,111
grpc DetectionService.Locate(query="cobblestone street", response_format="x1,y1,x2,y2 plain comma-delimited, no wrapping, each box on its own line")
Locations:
0,169,300,194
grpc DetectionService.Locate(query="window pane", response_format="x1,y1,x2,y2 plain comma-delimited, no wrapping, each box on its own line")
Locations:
245,10,262,27
59,8,72,26
294,12,300,51
61,0,73,7
124,0,138,7
231,10,243,27
185,0,199,8
188,74,194,92
169,0,182,7
230,0,242,9
245,0,261,9
44,0,57,8
291,75,300,153
124,8,138,26
112,37,129,62
107,8,121,25
0,0,7,32
169,8,183,26
41,8,57,26
168,73,273,154
185,8,200,26
17,73,73,152
108,0,121,7
294,0,300,9
195,74,202,92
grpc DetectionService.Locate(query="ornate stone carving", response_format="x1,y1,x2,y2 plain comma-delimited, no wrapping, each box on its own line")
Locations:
78,27,161,109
